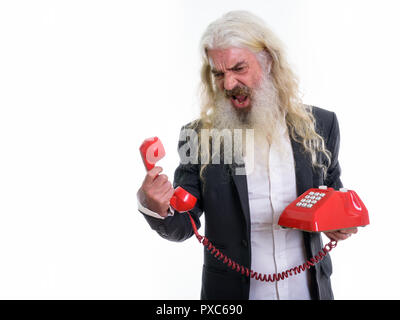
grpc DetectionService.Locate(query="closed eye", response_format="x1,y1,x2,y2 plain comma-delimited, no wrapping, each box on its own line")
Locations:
211,62,248,78
232,66,247,73
212,71,224,79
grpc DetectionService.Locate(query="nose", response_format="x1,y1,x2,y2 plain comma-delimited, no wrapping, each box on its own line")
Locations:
223,73,238,91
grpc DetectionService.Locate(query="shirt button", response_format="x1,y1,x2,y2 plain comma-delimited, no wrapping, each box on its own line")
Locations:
242,239,248,247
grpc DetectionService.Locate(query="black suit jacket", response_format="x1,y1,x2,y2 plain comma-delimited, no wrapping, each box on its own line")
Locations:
141,106,342,300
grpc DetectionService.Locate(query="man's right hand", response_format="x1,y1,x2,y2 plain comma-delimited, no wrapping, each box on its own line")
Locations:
137,166,175,218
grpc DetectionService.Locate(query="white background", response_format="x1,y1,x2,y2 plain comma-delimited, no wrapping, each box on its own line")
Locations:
0,0,399,299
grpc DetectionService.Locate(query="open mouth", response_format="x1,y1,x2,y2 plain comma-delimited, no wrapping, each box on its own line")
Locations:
225,86,252,109
231,95,250,108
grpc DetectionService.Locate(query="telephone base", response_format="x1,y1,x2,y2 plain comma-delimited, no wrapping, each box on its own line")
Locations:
278,187,369,233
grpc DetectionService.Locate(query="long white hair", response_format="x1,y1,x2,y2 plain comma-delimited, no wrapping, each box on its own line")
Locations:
194,11,331,179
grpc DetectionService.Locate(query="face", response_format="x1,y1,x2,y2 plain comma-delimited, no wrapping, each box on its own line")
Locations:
208,47,265,110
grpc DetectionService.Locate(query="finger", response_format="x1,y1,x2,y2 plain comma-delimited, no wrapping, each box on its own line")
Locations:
338,228,357,236
156,180,174,199
334,232,351,241
330,228,357,234
324,232,339,242
150,179,172,199
325,231,350,242
160,184,175,201
144,187,170,210
343,228,358,234
143,166,163,185
157,187,174,208
152,174,169,188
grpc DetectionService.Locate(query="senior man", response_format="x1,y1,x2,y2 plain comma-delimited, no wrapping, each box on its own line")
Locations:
137,11,357,300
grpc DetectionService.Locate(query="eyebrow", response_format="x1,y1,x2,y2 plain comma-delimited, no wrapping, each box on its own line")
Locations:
211,61,247,74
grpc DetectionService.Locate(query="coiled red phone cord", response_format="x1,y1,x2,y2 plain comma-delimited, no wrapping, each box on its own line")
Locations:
186,212,337,283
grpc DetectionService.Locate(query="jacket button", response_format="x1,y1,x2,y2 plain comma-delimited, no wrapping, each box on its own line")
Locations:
241,239,248,247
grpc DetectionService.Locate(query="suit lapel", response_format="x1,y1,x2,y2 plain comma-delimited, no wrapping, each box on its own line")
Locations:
231,166,251,236
290,137,313,196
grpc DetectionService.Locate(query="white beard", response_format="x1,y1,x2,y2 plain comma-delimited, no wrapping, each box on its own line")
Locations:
209,74,287,164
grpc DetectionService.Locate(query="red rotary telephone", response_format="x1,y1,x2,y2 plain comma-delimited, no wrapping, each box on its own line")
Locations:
139,137,369,283
278,186,369,232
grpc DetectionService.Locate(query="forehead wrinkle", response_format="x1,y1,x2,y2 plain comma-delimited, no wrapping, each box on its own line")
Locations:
209,57,226,72
210,59,247,73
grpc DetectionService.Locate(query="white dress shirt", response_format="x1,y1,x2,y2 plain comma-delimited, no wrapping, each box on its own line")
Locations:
244,124,311,300
138,123,312,300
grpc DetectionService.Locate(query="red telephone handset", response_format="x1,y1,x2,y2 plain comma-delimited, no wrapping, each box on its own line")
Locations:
139,137,197,213
139,137,369,283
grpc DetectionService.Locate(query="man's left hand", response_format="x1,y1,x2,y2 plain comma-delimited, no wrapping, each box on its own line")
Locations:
324,228,358,241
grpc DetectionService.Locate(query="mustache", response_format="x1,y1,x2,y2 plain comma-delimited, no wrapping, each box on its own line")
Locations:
224,85,252,99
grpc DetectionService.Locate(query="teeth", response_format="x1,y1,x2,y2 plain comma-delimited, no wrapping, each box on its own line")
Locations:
230,94,248,107
233,97,246,105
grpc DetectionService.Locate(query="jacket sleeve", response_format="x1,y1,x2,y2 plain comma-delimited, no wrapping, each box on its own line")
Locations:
324,112,343,190
140,126,204,242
